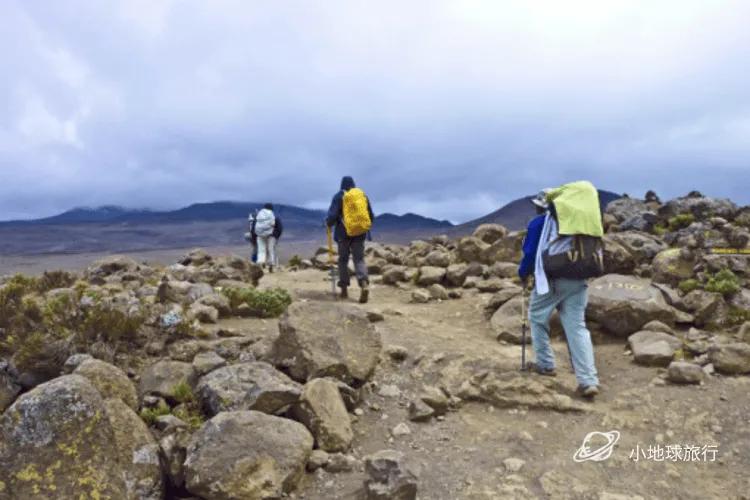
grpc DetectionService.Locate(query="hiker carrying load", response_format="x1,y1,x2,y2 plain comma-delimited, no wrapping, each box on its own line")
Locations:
326,176,374,303
518,180,604,399
255,203,280,273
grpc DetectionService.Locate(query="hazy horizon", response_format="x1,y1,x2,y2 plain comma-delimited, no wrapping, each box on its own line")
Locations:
2,1,749,222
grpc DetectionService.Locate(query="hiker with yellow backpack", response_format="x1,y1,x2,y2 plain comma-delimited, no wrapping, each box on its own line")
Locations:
518,181,604,400
326,176,374,303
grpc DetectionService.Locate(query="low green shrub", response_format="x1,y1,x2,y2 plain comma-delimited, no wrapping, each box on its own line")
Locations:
80,304,145,344
222,287,292,318
172,381,195,404
667,213,695,231
172,405,205,431
678,278,700,294
140,400,171,425
704,269,741,297
288,254,303,267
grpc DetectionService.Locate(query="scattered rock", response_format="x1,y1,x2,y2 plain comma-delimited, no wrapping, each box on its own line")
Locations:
385,345,409,362
325,452,360,473
709,343,750,374
188,303,219,324
379,384,402,398
307,449,330,472
192,351,227,375
196,361,302,416
269,302,382,385
138,360,197,403
503,457,526,473
473,223,508,244
363,450,418,500
184,411,313,499
391,423,412,437
62,353,93,374
367,310,386,322
411,289,431,303
416,266,446,287
408,399,435,422
428,283,449,300
292,378,353,453
667,361,704,384
491,296,530,344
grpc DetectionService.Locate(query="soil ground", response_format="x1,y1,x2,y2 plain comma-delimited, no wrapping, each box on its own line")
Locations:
254,267,750,500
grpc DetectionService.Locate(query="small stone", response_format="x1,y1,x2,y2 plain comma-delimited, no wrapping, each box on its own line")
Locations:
411,289,431,303
307,449,330,472
391,423,411,437
408,400,435,422
354,408,365,416
385,345,409,362
503,457,526,473
378,384,401,398
667,361,704,384
367,311,385,323
325,452,360,473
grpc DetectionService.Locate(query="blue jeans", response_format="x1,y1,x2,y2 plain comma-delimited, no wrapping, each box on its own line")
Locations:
529,278,599,387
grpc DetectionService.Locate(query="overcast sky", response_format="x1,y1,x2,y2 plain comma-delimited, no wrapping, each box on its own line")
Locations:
1,1,749,223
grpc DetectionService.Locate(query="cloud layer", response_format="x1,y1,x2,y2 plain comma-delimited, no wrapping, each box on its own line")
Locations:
2,0,749,222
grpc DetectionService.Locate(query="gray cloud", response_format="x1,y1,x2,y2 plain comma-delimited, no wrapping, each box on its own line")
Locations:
1,0,749,222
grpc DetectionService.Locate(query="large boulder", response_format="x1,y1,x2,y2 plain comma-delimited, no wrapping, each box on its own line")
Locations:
382,265,408,285
10,337,73,389
138,360,197,403
103,398,164,499
196,361,302,416
682,290,727,328
292,378,353,452
606,197,652,224
0,375,162,499
74,358,138,410
473,223,508,244
424,250,452,268
269,302,382,385
184,411,313,499
481,235,523,265
587,275,680,337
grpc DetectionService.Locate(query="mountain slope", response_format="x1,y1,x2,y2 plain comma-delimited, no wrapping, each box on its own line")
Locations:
454,189,621,233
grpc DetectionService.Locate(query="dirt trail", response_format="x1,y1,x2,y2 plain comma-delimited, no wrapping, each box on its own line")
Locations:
249,268,750,500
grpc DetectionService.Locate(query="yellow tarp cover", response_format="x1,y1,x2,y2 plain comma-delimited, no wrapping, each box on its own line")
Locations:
546,181,604,237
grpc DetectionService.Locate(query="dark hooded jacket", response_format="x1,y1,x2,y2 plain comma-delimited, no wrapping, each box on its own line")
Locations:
326,176,374,242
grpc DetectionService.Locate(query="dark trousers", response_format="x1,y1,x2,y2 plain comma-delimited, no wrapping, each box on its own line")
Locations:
337,234,368,288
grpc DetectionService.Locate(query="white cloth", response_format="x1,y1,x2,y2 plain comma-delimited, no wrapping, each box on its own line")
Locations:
257,236,276,265
254,209,275,237
534,213,559,296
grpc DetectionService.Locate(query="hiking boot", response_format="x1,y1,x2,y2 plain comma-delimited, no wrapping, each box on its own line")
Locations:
525,361,557,377
339,287,349,299
268,265,274,273
359,282,369,304
576,385,599,399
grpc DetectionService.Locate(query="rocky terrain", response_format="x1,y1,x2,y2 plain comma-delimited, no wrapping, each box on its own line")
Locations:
1,190,749,499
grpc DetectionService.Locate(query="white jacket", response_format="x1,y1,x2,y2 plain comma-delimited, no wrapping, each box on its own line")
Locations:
254,208,275,237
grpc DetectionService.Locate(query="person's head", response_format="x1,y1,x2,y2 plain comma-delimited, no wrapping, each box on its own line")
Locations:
340,176,355,191
531,190,549,214
264,203,273,210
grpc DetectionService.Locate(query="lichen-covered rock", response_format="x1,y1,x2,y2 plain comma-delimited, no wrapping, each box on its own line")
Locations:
184,411,313,500
292,378,353,452
74,358,138,410
103,398,164,499
0,375,159,499
269,302,382,384
196,361,302,416
652,248,695,286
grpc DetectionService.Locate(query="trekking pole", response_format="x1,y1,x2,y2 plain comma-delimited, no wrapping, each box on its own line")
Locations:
326,226,337,298
520,282,528,372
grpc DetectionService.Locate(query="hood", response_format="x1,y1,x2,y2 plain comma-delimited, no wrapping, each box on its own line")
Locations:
340,176,356,191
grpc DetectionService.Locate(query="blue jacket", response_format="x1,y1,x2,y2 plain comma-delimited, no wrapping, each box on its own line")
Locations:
326,176,374,242
518,214,546,279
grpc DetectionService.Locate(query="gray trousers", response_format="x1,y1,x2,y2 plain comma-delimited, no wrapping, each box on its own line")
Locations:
337,234,368,287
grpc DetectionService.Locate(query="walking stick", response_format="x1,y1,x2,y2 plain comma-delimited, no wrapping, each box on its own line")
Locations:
520,283,528,372
326,226,337,298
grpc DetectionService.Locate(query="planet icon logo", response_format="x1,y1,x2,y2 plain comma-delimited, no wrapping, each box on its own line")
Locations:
573,430,621,462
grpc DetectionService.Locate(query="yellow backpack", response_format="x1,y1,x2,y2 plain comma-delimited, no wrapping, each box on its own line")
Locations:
342,188,372,237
